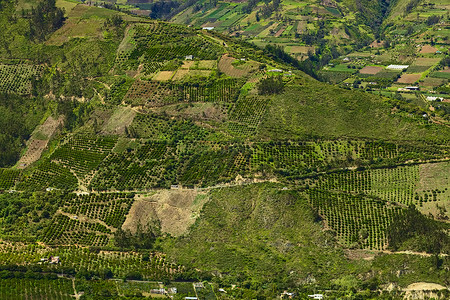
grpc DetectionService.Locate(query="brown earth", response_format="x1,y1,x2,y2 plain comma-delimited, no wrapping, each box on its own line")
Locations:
17,115,64,169
274,27,285,37
420,45,438,54
403,282,448,300
397,74,421,84
359,66,383,75
122,190,209,236
370,40,384,48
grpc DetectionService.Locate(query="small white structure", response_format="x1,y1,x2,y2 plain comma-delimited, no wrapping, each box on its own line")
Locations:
281,290,296,298
218,288,226,293
49,256,60,264
202,27,215,30
386,64,409,70
185,55,193,60
426,96,443,101
168,287,177,294
308,294,324,300
268,69,283,73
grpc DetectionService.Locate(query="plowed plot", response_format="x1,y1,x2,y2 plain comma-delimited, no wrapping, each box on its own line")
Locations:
420,45,438,54
359,66,383,75
397,74,421,84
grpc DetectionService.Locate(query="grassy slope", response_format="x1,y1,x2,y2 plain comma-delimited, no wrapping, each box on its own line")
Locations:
164,183,360,285
163,183,450,292
258,77,450,141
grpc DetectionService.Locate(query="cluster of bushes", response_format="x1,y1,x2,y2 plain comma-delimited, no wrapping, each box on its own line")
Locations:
387,205,450,254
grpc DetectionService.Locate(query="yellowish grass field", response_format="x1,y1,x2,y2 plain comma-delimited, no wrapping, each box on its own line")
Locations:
153,71,174,81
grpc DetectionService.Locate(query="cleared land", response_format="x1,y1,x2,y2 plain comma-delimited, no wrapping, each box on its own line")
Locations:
397,74,421,84
122,190,209,236
17,115,64,169
359,66,383,75
420,45,438,54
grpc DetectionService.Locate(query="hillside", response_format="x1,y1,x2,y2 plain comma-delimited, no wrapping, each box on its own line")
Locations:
0,0,449,299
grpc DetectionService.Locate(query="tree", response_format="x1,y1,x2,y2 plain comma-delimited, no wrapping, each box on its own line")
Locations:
29,0,65,41
257,76,284,95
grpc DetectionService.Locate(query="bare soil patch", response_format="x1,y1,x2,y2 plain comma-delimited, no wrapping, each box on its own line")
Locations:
122,190,209,236
397,74,421,84
420,45,438,54
404,282,447,291
17,115,64,169
274,27,285,37
370,40,384,48
359,66,383,75
344,249,375,261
